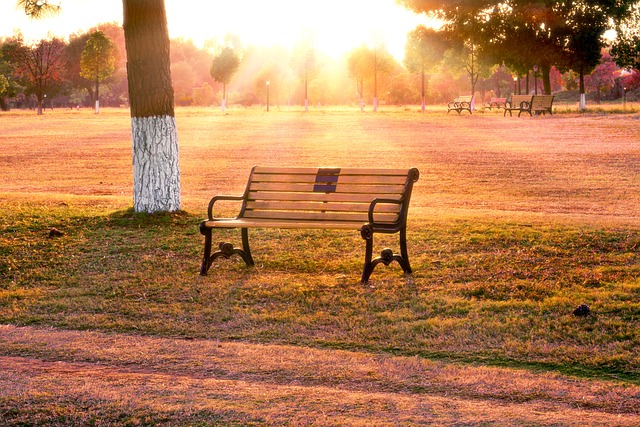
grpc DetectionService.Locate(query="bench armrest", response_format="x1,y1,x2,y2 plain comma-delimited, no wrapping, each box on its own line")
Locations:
207,194,245,220
367,198,404,229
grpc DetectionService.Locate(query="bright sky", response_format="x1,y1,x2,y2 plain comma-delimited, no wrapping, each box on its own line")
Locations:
0,0,430,61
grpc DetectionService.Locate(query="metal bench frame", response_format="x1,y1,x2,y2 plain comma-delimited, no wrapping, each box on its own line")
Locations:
199,166,420,283
447,95,474,115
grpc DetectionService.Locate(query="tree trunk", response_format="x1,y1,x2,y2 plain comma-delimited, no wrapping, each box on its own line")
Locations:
123,0,180,213
95,78,100,114
542,65,551,96
579,65,586,111
421,67,425,112
222,82,226,111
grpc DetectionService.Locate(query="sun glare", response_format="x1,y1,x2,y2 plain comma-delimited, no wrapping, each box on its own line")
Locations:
1,0,429,61
165,0,428,61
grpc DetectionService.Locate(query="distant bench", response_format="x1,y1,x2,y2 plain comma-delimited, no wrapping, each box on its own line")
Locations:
530,94,555,115
504,94,555,117
484,97,507,110
199,166,420,283
447,95,474,115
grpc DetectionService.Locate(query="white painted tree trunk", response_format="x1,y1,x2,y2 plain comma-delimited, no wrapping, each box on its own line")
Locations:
131,115,181,213
579,93,586,111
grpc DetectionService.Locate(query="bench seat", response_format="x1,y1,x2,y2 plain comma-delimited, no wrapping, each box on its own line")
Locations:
199,166,420,283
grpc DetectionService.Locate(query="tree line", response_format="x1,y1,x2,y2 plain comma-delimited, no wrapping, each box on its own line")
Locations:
2,5,638,114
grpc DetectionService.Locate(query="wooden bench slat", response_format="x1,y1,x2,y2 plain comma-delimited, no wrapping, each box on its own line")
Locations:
249,182,406,194
253,167,412,176
245,200,401,213
250,174,409,185
243,210,398,222
247,191,404,203
203,218,365,230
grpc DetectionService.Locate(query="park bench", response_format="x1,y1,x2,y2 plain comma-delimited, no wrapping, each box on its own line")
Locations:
484,97,507,110
503,95,533,117
447,95,474,115
199,166,420,283
530,94,555,115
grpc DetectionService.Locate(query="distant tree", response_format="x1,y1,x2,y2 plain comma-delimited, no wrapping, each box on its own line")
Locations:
585,51,619,103
399,0,636,110
172,38,214,88
347,45,372,111
291,35,319,111
192,82,216,106
80,30,115,113
486,65,515,98
11,37,67,114
210,47,240,111
65,32,93,104
404,26,448,111
346,42,394,111
369,41,395,111
0,37,25,110
171,61,197,105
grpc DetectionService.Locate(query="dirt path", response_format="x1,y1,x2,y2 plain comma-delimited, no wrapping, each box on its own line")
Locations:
1,325,638,426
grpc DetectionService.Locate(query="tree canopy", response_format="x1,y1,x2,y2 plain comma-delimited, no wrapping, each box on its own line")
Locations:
80,30,116,112
611,3,640,70
210,46,240,109
398,0,637,96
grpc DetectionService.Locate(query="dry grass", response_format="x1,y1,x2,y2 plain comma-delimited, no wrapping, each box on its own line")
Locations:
2,325,639,426
1,106,639,425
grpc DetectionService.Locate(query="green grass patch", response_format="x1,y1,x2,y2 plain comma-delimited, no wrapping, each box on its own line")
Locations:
2,200,638,384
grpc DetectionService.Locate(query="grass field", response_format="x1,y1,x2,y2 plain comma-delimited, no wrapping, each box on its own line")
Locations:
1,106,639,426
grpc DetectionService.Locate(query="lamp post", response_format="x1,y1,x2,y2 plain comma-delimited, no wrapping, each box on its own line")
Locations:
623,87,627,110
513,76,518,95
533,65,539,95
266,80,270,112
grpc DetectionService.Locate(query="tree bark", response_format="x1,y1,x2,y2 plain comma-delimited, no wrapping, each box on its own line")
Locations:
122,0,180,213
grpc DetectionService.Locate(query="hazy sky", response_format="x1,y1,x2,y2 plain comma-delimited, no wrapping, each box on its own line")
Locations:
1,0,431,61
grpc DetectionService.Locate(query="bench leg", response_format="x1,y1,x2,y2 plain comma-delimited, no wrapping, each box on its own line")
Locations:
361,233,375,283
200,225,213,275
360,225,412,284
241,228,255,266
399,226,412,274
199,226,255,276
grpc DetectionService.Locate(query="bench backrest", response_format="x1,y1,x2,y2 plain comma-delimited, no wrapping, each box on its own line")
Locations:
239,167,419,226
509,95,533,107
457,95,473,103
531,94,554,108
